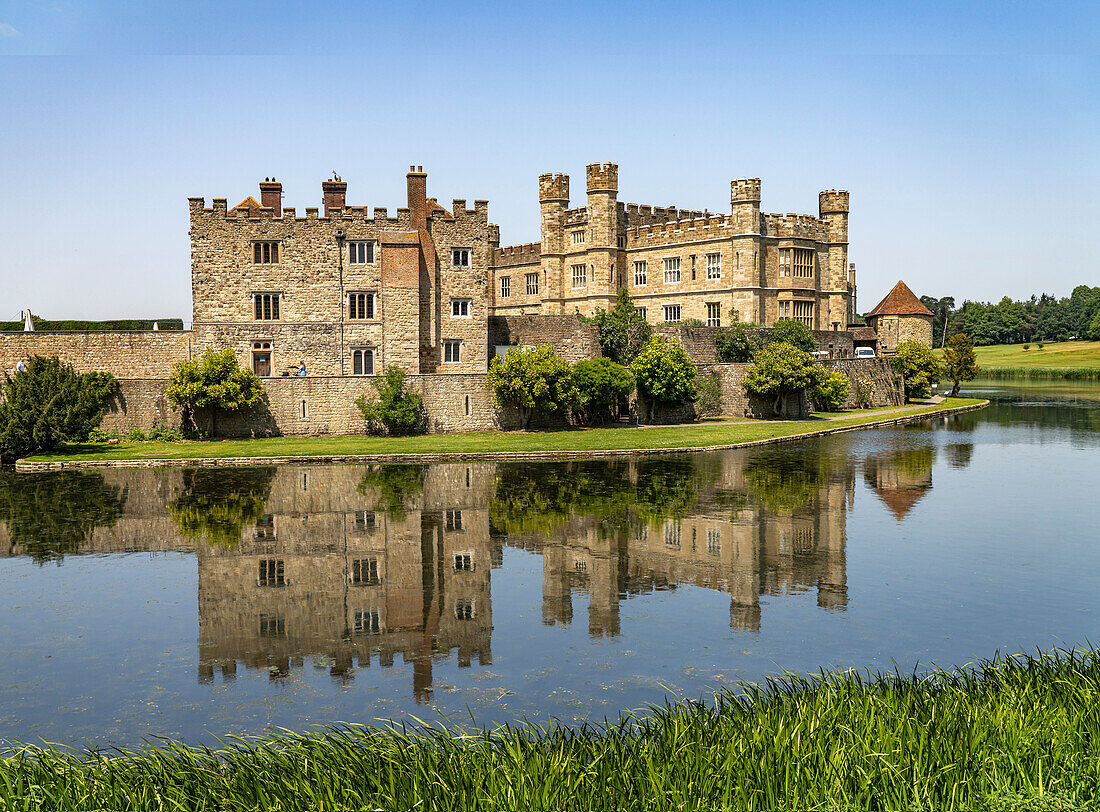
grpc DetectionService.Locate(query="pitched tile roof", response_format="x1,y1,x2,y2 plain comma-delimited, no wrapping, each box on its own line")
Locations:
231,196,263,213
867,281,933,318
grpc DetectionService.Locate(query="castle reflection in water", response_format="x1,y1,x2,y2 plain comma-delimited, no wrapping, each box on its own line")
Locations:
0,431,948,703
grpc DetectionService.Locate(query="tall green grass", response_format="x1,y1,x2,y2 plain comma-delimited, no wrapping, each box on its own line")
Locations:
3,648,1100,811
979,367,1100,380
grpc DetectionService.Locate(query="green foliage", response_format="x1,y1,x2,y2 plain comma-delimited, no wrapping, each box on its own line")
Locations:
1086,309,1100,340
6,648,1100,811
167,467,276,547
148,426,184,442
629,335,697,417
853,376,875,409
487,346,579,428
572,358,635,422
165,348,264,436
0,471,126,562
125,428,147,442
693,371,722,417
1022,343,1030,350
586,289,653,365
0,356,118,462
812,369,851,412
0,316,184,331
354,367,424,435
764,318,817,353
742,341,823,416
947,286,1100,345
357,464,427,520
1038,341,1045,349
941,333,980,396
87,428,109,443
891,341,942,401
714,323,761,363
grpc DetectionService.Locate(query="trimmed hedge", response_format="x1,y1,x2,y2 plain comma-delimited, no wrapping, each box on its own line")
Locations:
0,317,184,331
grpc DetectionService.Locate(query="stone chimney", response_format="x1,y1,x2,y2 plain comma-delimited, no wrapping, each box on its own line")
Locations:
407,166,428,229
322,175,347,217
259,177,282,216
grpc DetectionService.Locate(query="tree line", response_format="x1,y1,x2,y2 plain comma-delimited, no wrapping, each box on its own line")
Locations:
920,286,1100,347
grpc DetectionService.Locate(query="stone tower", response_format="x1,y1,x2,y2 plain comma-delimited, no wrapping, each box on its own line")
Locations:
585,162,619,310
538,172,569,314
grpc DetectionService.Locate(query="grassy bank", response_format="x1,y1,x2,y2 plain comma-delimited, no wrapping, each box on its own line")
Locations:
22,399,982,464
3,648,1099,811
955,340,1100,379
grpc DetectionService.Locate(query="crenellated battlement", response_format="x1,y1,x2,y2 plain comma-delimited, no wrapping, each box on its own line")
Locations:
539,172,570,203
586,162,618,192
622,202,701,229
625,212,739,248
188,196,412,228
492,242,542,267
731,177,762,204
563,207,589,227
819,189,850,215
761,212,828,241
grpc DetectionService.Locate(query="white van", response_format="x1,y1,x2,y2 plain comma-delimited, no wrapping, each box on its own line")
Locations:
855,347,877,359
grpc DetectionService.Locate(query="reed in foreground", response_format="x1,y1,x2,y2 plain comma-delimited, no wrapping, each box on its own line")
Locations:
3,648,1100,811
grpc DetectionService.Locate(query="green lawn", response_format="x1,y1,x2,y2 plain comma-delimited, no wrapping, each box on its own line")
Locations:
24,398,982,463
950,339,1100,371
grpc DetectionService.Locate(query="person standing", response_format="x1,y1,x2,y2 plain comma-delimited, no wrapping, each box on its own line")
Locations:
298,361,307,377
15,358,26,374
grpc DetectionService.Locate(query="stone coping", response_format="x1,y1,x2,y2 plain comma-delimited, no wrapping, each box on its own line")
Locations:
14,401,988,472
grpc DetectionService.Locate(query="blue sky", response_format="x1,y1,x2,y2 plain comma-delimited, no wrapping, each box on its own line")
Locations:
1,1,1097,320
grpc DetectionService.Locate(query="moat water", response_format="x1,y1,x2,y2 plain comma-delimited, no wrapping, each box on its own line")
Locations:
1,380,1098,748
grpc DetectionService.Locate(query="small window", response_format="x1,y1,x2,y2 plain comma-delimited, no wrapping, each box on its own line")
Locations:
663,304,681,323
452,248,471,267
351,347,375,376
778,301,791,319
464,395,471,416
348,241,375,264
707,528,721,555
664,524,682,549
571,229,585,245
706,252,721,280
258,559,285,587
571,263,587,288
348,292,375,320
253,241,279,264
706,303,721,327
663,257,681,284
574,559,588,572
525,272,539,295
254,514,275,540
300,400,307,419
453,552,474,571
633,260,647,286
354,609,380,635
351,557,380,585
455,599,475,620
617,235,626,249
443,340,461,363
636,306,647,320
500,276,511,298
445,509,463,531
354,510,376,531
451,299,471,318
253,293,281,320
259,613,286,637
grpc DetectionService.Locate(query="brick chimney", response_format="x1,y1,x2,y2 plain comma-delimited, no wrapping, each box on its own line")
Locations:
259,177,282,216
407,165,427,230
322,175,347,217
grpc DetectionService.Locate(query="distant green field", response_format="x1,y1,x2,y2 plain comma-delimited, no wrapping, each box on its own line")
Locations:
941,340,1100,379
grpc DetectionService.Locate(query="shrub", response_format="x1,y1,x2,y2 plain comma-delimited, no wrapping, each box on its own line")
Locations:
165,348,264,437
890,341,942,401
630,336,697,420
125,428,147,442
812,369,850,412
765,319,817,353
1037,341,1045,349
87,428,109,444
354,367,425,436
1022,343,1030,351
586,289,652,365
853,377,875,409
0,356,118,462
742,341,823,417
487,346,579,429
714,324,760,363
693,371,722,417
572,358,635,422
149,426,185,442
941,333,980,397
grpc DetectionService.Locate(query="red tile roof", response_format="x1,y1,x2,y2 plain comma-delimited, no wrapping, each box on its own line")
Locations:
867,281,933,318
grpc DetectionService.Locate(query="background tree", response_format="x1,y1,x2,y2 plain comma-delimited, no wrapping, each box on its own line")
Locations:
764,319,818,353
572,357,635,422
941,333,979,396
714,323,761,362
168,467,276,546
355,367,424,435
629,335,697,420
487,346,579,429
165,347,264,437
812,369,851,412
0,356,117,463
586,289,652,365
890,341,941,401
742,342,824,417
920,295,956,348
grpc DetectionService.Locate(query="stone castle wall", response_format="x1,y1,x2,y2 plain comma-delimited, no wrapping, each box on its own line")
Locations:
0,331,191,377
487,315,600,362
654,325,855,364
820,359,905,408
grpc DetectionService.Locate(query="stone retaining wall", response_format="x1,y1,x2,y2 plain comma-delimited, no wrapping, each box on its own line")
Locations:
821,358,905,409
0,331,191,378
